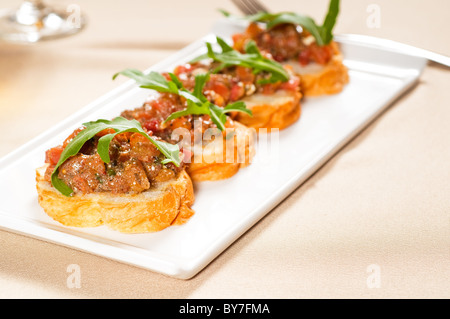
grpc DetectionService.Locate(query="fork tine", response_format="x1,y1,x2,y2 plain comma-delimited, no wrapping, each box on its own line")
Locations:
231,0,255,15
247,0,270,13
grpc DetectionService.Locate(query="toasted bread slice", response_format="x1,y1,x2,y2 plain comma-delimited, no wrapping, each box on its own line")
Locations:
187,121,256,181
36,165,195,233
286,45,349,97
235,89,302,131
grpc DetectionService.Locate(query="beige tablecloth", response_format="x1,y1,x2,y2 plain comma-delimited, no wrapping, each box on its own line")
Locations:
0,0,449,299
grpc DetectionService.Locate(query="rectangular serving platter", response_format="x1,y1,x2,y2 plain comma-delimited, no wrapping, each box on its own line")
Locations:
0,20,427,279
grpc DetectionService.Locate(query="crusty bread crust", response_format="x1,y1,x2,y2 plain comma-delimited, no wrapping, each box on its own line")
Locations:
236,89,302,131
187,121,256,181
286,43,349,97
36,165,195,233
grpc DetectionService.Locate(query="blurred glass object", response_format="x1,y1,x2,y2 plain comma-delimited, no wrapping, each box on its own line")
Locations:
0,0,86,44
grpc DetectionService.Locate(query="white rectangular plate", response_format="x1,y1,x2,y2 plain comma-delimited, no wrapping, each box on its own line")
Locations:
0,21,427,279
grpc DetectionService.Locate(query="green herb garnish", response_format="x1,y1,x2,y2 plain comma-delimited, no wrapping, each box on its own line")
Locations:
319,0,340,45
113,69,179,94
51,117,181,197
113,70,252,131
191,36,290,84
221,0,340,46
163,72,251,131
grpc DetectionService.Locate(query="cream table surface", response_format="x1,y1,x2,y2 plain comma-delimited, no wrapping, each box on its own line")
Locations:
0,0,449,299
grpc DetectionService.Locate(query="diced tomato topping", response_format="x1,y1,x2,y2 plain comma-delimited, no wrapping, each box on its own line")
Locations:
149,95,173,112
129,133,159,160
299,43,334,66
246,22,263,39
232,23,263,52
173,64,192,76
280,75,301,91
181,147,192,163
129,132,147,145
45,145,64,165
71,176,91,193
230,84,245,101
143,119,160,133
209,81,230,102
96,128,116,137
235,66,255,83
310,43,333,65
167,117,191,131
262,83,277,95
114,132,132,143
298,49,311,66
231,34,246,52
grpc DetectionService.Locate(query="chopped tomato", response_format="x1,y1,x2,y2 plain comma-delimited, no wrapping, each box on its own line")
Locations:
232,23,263,52
310,43,333,65
114,132,132,144
235,66,255,83
148,93,179,114
96,128,116,137
208,81,230,102
298,49,311,66
130,133,159,161
230,84,245,101
181,147,192,163
246,22,263,39
280,75,301,91
143,119,160,133
173,64,192,76
167,117,191,131
45,145,64,165
71,176,91,193
261,83,278,95
231,33,246,52
299,43,334,66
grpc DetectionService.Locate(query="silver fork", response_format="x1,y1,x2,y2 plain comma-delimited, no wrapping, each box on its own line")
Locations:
231,0,269,15
230,0,450,68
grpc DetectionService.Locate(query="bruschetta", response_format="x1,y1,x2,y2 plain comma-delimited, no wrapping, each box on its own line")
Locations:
173,37,302,130
232,23,348,97
228,0,348,97
116,70,256,182
36,117,195,233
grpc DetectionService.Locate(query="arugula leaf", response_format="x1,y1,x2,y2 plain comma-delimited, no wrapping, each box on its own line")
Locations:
218,8,232,18
319,0,340,45
51,117,181,197
114,69,200,104
166,99,252,132
220,0,340,46
223,101,250,114
162,73,252,131
192,36,290,84
113,69,179,94
167,72,184,90
163,99,211,125
192,72,210,101
211,101,252,130
216,36,234,53
209,104,228,131
114,69,253,132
